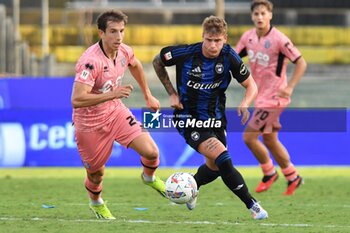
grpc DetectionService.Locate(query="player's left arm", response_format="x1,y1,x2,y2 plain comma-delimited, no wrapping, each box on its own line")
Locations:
278,56,307,98
278,37,307,99
238,75,258,125
128,58,160,111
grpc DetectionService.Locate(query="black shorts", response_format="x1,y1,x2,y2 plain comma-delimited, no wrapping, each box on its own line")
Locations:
177,126,227,151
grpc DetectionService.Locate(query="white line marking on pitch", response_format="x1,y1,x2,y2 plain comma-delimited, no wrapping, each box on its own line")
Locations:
1,217,350,229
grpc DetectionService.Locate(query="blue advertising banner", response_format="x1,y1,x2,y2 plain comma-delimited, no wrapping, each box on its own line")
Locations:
0,108,349,168
0,78,349,167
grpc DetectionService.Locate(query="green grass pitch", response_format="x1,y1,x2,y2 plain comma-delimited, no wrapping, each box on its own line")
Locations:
0,167,349,233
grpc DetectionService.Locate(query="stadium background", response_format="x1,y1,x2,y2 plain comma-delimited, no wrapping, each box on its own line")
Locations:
0,0,349,168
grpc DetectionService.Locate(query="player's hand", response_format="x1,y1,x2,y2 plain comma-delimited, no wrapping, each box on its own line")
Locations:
146,95,160,111
277,86,293,99
113,84,133,99
237,104,250,125
169,93,183,110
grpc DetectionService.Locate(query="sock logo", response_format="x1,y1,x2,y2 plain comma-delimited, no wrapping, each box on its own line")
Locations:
233,184,244,191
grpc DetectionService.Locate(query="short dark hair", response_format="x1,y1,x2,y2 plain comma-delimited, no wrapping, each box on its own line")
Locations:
251,0,273,12
202,15,227,35
96,10,128,32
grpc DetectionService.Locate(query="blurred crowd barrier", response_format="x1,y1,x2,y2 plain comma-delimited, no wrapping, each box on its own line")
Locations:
1,0,350,76
18,24,350,64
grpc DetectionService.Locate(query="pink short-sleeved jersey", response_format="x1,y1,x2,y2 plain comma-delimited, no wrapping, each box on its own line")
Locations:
236,27,301,107
73,41,135,132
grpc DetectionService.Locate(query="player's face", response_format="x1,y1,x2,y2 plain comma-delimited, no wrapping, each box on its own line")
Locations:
251,5,272,31
99,21,125,51
202,33,227,58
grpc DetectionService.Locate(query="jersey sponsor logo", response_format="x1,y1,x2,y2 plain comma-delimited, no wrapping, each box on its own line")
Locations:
187,66,203,78
215,63,224,74
80,70,90,80
240,63,248,76
85,63,94,70
186,80,222,90
192,66,201,73
248,49,270,67
164,51,172,61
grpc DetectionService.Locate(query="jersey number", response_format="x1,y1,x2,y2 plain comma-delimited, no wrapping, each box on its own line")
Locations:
255,109,269,120
126,115,137,126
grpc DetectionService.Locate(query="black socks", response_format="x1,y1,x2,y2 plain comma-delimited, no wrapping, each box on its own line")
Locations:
194,164,220,189
215,151,255,209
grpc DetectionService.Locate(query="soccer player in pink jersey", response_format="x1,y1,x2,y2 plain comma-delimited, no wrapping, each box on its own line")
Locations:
71,10,166,219
236,0,307,195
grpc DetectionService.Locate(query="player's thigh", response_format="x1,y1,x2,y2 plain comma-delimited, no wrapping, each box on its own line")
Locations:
113,105,143,148
262,131,279,146
128,132,159,159
76,129,114,172
243,125,261,143
197,137,227,161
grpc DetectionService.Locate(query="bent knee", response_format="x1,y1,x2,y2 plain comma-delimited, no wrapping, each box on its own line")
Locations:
262,134,277,148
88,169,104,184
243,132,258,145
142,144,159,160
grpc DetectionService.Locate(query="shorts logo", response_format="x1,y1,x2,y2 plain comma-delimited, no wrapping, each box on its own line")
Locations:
83,162,90,169
215,63,224,74
143,110,162,129
191,131,200,141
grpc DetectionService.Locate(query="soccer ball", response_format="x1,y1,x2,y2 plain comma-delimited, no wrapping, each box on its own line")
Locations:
165,172,197,204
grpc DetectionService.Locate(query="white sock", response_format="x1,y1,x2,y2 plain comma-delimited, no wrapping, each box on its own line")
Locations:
142,172,155,182
90,197,104,206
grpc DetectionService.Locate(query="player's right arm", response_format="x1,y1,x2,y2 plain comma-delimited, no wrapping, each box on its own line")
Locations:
152,53,183,110
235,31,249,58
71,82,133,108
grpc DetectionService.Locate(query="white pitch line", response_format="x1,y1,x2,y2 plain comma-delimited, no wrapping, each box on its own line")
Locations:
30,202,350,208
1,217,350,229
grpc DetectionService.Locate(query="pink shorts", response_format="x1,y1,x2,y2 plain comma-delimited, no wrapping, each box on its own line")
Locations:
75,106,143,173
247,107,284,133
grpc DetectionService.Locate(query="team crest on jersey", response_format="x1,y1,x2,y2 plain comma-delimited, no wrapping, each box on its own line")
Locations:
164,51,172,61
121,57,126,67
264,40,271,49
191,131,200,141
240,63,248,76
215,63,224,74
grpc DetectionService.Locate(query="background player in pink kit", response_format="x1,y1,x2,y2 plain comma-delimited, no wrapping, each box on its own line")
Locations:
235,0,307,195
71,10,166,219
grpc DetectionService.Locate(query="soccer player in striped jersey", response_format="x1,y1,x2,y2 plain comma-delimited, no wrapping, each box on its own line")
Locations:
235,0,307,195
153,15,268,220
71,10,166,220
